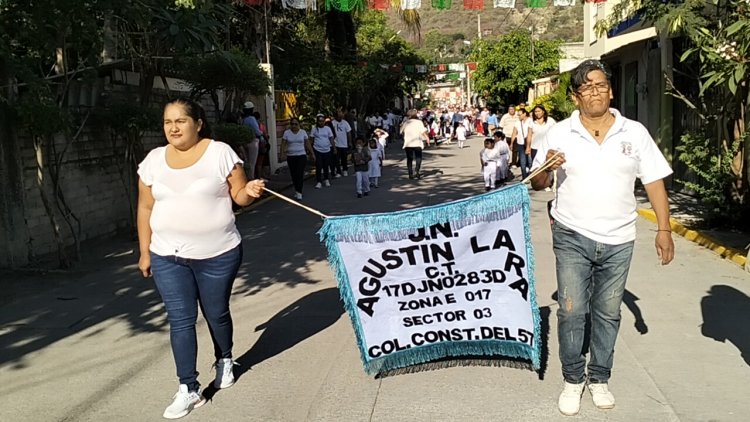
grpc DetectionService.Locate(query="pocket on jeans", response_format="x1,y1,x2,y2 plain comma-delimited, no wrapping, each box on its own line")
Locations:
551,220,577,235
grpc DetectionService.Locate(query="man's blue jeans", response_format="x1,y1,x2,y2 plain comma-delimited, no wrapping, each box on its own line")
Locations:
516,143,530,179
552,221,634,384
151,244,242,391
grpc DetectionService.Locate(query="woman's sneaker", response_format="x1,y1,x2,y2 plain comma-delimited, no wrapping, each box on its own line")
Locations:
163,384,205,419
558,381,585,416
213,358,237,389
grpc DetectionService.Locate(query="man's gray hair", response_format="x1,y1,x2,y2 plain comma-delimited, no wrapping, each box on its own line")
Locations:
570,60,612,93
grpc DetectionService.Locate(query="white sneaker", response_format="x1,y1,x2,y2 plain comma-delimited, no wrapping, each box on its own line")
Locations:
213,358,237,389
588,383,615,409
343,171,348,176
294,192,303,200
334,173,342,179
315,182,322,189
323,179,331,187
163,384,206,419
558,381,585,416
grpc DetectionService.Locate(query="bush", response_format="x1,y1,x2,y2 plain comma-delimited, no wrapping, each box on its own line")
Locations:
676,131,748,227
213,123,255,150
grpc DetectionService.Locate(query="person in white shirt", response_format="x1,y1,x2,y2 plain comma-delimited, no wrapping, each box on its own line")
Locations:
401,109,429,179
310,113,335,188
282,118,313,199
368,138,384,188
137,98,265,420
529,60,674,417
479,138,501,190
499,105,520,166
510,108,532,179
492,130,510,182
332,109,352,177
455,124,467,149
527,105,556,164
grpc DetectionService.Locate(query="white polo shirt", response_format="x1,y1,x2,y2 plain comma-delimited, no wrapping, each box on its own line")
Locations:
332,119,352,148
532,109,672,245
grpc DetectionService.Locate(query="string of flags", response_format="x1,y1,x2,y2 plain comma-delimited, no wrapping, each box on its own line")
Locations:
245,0,597,10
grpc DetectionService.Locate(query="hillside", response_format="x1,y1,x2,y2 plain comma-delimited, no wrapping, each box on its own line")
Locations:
384,2,584,45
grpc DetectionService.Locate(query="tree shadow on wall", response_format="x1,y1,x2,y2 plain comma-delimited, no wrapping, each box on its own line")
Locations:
701,285,750,367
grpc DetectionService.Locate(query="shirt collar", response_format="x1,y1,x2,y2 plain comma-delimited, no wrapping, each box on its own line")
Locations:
570,108,627,137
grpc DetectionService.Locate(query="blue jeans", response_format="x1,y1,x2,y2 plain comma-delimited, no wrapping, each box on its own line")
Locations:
516,143,531,178
151,244,242,391
552,221,634,384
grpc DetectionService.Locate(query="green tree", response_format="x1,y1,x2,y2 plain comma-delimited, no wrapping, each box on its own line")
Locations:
417,30,467,63
468,31,561,105
600,0,749,224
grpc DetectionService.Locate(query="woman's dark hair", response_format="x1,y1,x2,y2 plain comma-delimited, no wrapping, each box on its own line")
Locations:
166,98,212,138
253,111,261,119
532,105,549,123
570,59,612,94
493,130,505,140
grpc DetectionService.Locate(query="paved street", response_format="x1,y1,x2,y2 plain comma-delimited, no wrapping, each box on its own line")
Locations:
1,135,749,422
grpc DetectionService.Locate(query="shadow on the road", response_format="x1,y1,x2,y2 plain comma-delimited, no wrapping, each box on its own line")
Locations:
202,288,344,399
551,289,648,335
701,285,750,366
537,305,551,380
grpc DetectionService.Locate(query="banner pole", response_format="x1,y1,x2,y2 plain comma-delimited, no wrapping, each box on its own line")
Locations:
261,187,329,219
522,151,561,184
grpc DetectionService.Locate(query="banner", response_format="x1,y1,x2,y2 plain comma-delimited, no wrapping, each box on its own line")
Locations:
369,0,390,9
553,0,576,5
319,184,541,374
527,0,546,6
282,0,317,9
432,0,452,9
464,0,484,9
401,0,422,9
493,0,515,7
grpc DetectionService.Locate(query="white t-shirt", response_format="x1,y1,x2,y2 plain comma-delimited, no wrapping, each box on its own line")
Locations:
494,139,510,158
531,109,673,245
456,125,467,141
500,113,519,136
401,119,427,149
310,126,334,153
138,140,242,259
332,119,352,148
514,118,531,145
530,117,556,150
283,129,308,156
480,147,501,162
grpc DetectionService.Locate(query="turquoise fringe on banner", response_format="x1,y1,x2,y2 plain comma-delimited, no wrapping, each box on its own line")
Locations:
431,0,452,9
319,183,542,374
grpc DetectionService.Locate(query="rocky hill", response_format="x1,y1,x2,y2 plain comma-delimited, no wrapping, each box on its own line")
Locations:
385,1,584,44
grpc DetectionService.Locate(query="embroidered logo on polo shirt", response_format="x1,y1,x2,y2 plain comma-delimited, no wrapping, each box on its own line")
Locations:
621,141,633,157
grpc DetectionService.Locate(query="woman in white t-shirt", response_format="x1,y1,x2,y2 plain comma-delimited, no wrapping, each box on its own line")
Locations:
282,118,313,200
527,105,556,164
400,109,429,179
137,98,265,420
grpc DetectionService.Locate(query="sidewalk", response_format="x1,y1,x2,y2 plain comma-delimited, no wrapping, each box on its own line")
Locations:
1,135,749,421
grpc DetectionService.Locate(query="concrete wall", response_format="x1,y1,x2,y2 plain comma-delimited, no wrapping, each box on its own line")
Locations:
0,71,219,267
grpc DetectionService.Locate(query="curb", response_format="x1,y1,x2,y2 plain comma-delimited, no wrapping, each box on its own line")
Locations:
637,208,747,268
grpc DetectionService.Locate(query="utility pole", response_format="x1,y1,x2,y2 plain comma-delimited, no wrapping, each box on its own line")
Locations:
264,0,271,64
478,14,482,39
529,25,534,68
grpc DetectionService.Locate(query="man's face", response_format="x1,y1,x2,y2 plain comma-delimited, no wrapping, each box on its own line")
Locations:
572,70,612,117
509,107,516,115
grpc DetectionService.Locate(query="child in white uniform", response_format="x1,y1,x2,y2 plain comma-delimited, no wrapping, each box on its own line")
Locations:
480,138,502,191
493,131,510,183
368,138,383,188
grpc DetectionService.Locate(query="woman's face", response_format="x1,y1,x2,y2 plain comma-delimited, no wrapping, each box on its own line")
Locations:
534,108,544,119
290,120,300,131
163,103,201,149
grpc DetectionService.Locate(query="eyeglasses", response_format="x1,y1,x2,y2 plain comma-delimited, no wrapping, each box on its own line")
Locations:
577,82,610,96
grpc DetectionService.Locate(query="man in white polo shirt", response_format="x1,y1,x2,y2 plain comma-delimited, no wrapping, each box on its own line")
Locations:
530,60,675,417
